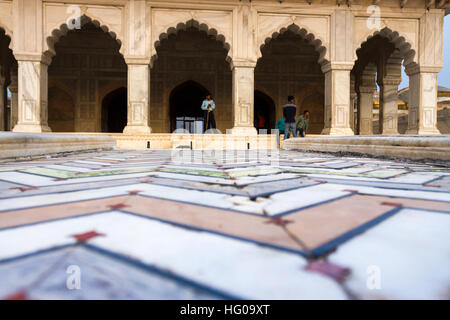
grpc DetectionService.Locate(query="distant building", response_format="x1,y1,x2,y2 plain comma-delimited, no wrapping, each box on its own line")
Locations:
398,86,450,110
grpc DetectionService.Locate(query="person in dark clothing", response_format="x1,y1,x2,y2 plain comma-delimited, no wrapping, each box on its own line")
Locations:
201,94,216,131
283,95,297,140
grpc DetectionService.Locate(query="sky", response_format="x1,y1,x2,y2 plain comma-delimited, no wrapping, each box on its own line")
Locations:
400,14,450,89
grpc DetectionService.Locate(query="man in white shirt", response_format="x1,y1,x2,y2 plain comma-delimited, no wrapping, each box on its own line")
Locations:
201,94,216,131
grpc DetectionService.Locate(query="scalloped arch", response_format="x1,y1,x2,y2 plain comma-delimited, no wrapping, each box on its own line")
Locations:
0,24,13,51
258,23,329,66
152,19,232,67
355,27,417,67
44,14,123,62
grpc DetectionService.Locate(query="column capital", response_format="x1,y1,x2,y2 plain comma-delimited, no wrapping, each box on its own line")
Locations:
405,64,443,76
124,56,151,65
14,53,52,66
358,85,376,94
230,59,256,69
381,77,402,87
321,61,353,73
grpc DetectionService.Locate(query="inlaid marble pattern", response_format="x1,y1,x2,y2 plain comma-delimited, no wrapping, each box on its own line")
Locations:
0,149,449,300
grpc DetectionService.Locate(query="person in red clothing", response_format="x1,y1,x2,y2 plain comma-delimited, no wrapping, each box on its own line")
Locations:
257,111,266,130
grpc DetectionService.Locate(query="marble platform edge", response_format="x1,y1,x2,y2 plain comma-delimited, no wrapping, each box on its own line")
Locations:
0,132,116,159
52,132,278,150
282,135,450,161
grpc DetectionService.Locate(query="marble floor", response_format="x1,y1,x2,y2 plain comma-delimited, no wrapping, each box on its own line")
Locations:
0,149,449,300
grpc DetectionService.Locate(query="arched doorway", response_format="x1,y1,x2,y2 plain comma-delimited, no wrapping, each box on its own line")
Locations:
0,27,16,131
48,87,75,132
102,87,127,133
152,25,232,133
352,30,412,135
255,27,325,133
254,90,275,131
48,19,126,132
169,81,209,133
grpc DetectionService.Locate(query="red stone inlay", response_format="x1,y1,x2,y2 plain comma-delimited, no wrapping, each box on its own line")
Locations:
108,203,129,210
3,290,28,300
381,201,402,207
71,230,105,243
264,217,294,227
305,261,351,283
10,187,38,192
128,190,142,195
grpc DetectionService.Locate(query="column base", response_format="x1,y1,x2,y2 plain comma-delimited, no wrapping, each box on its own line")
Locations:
405,128,441,135
229,126,257,136
359,130,373,136
381,130,399,135
12,124,52,133
123,125,152,135
321,127,354,136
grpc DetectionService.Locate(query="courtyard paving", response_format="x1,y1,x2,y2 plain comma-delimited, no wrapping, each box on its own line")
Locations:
0,149,449,300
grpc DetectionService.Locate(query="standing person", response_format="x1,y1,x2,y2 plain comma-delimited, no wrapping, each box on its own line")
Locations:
257,111,266,131
295,110,310,137
275,117,285,136
201,94,216,131
283,95,297,140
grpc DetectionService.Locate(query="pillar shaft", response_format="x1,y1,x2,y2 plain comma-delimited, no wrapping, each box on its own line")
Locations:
0,76,4,131
230,63,257,135
321,63,354,136
9,72,18,130
13,60,51,133
358,86,375,135
406,71,440,134
357,63,377,135
123,63,152,134
350,76,356,131
379,80,401,135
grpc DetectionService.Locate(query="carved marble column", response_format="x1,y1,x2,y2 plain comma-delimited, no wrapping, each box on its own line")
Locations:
123,62,152,134
358,86,376,135
349,75,356,131
405,10,443,135
405,66,441,134
379,77,401,135
229,61,257,135
9,71,18,130
0,75,4,131
378,53,402,135
12,58,51,133
321,62,354,136
357,63,377,135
